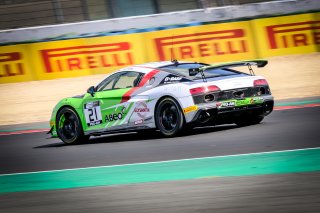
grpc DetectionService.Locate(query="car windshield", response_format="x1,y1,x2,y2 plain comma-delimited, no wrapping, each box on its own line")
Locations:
160,63,242,80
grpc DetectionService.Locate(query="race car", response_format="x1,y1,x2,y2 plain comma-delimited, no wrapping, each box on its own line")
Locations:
48,60,274,144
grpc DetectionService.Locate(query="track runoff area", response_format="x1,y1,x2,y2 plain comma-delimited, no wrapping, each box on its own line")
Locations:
0,97,320,212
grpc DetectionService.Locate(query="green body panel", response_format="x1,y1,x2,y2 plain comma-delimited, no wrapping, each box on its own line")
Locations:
49,88,131,137
81,88,131,132
218,97,264,108
49,97,85,137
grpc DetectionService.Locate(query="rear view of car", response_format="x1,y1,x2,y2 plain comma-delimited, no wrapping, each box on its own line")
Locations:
161,60,274,129
49,59,273,144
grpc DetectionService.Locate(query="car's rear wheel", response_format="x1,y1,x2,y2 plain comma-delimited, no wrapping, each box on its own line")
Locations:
155,97,184,137
235,115,264,127
56,107,89,144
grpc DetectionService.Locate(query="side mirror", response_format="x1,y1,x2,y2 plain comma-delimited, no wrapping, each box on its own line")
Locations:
189,68,200,76
87,86,96,97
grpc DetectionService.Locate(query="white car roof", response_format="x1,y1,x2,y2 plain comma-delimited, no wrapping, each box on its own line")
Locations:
118,61,193,73
135,61,177,68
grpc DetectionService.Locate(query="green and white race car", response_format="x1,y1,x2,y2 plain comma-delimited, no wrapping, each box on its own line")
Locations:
49,60,274,144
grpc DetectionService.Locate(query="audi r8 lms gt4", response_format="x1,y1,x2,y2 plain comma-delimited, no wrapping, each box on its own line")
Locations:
48,60,274,144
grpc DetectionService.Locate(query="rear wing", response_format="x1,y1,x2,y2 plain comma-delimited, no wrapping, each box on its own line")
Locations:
188,59,268,82
201,60,268,70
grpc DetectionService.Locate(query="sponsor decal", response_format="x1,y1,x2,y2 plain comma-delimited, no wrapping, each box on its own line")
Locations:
105,112,124,122
221,101,235,107
134,119,144,125
41,42,134,73
160,74,190,84
154,29,248,60
236,99,250,106
266,21,320,49
183,105,198,114
134,102,150,118
219,97,264,108
105,106,127,122
253,97,264,103
0,52,24,77
253,97,263,101
84,101,103,126
165,76,182,82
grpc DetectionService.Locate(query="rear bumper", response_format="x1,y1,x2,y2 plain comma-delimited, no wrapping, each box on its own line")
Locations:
190,95,274,125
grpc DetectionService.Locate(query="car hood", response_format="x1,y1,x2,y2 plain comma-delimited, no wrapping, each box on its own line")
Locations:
72,94,85,99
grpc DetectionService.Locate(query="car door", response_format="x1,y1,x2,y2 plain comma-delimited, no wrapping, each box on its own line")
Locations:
82,71,144,133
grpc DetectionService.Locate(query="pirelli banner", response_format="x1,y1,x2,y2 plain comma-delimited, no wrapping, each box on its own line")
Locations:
0,45,36,83
30,34,146,80
252,13,320,57
0,12,319,83
145,12,320,61
144,21,257,63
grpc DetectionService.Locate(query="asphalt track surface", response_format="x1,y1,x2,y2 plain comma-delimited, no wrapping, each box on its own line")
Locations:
1,106,320,212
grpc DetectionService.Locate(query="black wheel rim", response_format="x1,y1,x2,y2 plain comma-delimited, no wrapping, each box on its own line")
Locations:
58,112,78,140
159,102,178,132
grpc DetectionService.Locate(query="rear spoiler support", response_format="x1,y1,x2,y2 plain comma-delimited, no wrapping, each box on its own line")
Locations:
189,68,207,82
248,63,255,76
188,59,268,81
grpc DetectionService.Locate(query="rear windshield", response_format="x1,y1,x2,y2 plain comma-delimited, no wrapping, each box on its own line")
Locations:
160,63,244,80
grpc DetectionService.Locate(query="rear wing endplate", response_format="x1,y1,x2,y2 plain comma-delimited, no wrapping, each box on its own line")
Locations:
189,60,268,79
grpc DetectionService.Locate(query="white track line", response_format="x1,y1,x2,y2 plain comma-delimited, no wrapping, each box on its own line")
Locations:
1,147,319,177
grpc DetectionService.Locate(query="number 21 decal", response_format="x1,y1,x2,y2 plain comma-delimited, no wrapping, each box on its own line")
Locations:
84,101,103,126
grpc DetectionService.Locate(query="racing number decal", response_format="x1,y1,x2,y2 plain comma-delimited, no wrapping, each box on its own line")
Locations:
221,101,235,107
84,101,102,126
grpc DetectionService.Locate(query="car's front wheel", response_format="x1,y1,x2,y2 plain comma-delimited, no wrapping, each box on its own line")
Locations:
155,97,184,137
56,107,89,144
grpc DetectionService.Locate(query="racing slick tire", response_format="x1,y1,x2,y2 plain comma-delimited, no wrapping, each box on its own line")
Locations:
235,115,264,127
155,97,185,137
56,107,89,145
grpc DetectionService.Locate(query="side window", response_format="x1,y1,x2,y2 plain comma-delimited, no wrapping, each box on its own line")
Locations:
96,71,143,92
113,72,143,89
96,73,120,92
102,78,117,90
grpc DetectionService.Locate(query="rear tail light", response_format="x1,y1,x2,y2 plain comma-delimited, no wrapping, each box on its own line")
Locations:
189,85,220,95
190,87,206,95
207,85,220,92
254,79,268,86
